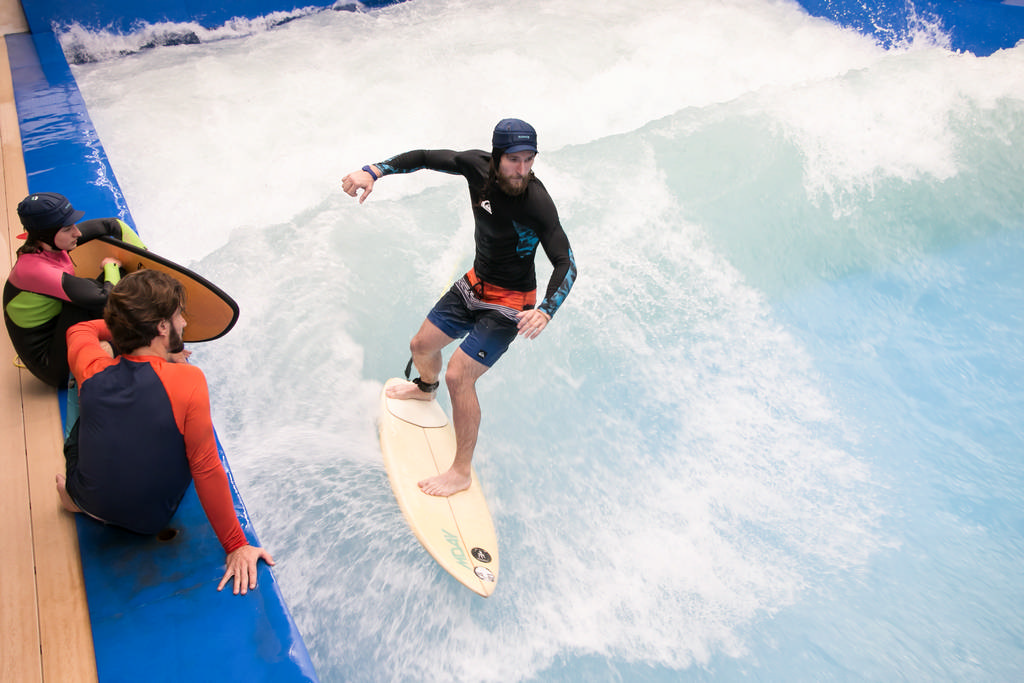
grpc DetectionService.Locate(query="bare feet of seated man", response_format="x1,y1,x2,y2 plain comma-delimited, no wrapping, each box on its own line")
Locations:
55,473,83,513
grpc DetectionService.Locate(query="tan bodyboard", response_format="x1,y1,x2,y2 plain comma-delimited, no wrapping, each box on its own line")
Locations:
71,236,238,342
378,378,499,597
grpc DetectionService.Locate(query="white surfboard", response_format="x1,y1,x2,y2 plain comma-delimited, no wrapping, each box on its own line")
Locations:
378,378,499,597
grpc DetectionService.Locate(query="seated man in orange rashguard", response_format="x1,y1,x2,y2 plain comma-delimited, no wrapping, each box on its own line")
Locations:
55,269,273,595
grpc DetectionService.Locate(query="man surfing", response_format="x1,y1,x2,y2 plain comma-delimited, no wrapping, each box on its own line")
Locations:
341,118,577,496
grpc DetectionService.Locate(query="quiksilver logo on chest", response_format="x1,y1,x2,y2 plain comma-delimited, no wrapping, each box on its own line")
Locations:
480,200,492,214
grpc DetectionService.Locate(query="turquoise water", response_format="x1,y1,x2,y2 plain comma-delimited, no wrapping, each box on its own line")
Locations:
66,1,1024,680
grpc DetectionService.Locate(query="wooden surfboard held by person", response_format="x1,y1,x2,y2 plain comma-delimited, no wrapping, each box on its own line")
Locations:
72,236,239,342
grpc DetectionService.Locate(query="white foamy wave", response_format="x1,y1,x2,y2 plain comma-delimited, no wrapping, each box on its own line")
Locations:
178,119,885,680
56,3,367,64
66,0,1024,679
854,2,954,52
758,44,1024,215
70,0,893,265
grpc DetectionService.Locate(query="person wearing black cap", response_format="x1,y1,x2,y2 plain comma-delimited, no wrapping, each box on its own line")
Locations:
341,118,578,497
3,192,146,387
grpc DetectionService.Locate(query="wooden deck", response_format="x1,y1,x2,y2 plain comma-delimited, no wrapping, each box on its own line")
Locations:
0,1,99,680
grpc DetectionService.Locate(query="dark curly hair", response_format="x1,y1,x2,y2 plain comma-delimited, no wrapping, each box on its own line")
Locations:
103,270,186,353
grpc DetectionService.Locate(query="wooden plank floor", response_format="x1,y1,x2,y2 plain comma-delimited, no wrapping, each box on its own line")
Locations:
0,0,26,36
0,2,99,679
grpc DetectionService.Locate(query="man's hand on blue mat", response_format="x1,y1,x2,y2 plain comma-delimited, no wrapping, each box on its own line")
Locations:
218,544,276,595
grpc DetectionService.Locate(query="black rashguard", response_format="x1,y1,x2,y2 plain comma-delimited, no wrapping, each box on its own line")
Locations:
376,149,577,318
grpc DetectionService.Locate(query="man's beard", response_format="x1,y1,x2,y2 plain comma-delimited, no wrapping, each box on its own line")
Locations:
496,172,529,197
168,325,185,354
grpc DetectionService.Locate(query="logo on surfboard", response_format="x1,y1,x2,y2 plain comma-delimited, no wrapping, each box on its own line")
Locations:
442,531,496,583
442,529,471,570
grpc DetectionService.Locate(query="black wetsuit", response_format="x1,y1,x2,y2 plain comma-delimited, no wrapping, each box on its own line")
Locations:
376,149,577,318
3,218,142,387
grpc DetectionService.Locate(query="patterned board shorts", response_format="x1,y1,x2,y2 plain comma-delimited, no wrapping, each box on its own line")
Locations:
426,270,536,367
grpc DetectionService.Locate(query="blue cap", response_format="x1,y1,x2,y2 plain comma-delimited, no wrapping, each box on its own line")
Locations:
492,118,537,154
16,192,85,239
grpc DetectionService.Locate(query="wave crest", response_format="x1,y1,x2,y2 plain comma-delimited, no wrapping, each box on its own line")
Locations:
56,2,367,64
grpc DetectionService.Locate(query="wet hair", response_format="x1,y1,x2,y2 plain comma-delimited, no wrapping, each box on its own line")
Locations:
104,270,186,353
17,239,47,256
16,227,62,256
481,148,503,196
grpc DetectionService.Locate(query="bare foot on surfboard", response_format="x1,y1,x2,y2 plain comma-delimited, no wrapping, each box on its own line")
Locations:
418,469,471,497
386,380,436,402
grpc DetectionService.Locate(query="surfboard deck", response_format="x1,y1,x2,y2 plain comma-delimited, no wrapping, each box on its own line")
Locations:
378,377,499,597
71,235,239,342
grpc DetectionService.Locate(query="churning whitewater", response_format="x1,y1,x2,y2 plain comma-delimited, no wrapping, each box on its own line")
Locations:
66,1,1024,680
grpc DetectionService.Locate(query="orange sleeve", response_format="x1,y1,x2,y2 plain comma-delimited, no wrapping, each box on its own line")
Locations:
66,320,117,385
157,361,248,554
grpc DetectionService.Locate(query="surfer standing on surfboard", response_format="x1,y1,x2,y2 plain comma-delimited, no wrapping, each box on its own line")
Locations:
341,118,577,497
